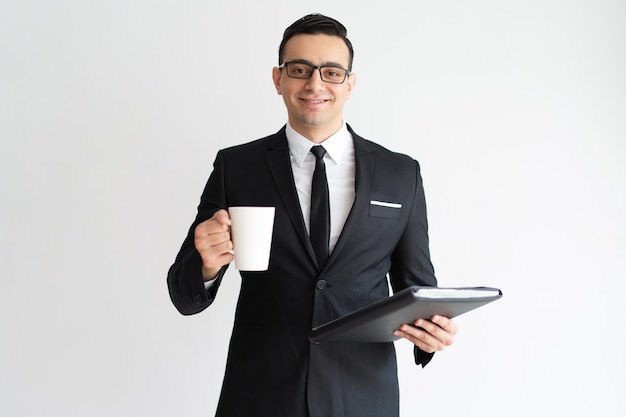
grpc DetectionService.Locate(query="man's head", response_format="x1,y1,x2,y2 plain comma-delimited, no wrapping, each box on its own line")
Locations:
278,13,354,71
273,14,356,143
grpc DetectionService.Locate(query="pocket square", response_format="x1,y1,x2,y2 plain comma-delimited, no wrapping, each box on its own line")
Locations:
370,200,402,209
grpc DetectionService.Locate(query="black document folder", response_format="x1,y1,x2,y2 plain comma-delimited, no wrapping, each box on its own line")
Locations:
309,286,502,343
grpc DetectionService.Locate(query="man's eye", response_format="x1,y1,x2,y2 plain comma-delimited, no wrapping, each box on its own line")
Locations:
290,66,311,75
322,68,345,79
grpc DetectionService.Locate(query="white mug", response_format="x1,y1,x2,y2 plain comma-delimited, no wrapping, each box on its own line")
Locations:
228,206,275,271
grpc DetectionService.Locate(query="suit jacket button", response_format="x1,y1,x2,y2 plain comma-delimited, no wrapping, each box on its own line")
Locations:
193,294,203,304
316,280,327,290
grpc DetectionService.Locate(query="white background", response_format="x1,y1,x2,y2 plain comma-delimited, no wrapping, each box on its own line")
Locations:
1,1,625,416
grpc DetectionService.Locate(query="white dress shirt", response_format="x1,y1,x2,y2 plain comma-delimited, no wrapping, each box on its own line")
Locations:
286,122,355,254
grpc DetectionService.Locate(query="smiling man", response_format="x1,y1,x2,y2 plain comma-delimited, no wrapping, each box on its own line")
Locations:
272,32,355,143
168,13,457,417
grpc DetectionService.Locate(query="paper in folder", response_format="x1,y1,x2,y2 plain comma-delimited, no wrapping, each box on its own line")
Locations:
309,286,502,343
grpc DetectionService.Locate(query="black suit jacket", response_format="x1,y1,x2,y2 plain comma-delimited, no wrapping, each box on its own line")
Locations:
167,125,437,417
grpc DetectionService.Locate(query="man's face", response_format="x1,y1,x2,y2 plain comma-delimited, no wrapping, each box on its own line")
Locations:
272,34,356,141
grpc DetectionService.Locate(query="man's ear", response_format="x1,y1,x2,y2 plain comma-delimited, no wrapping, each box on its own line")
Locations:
272,67,282,95
346,72,357,99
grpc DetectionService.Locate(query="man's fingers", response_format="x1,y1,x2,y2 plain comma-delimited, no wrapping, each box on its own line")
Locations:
195,229,232,251
213,209,231,226
393,316,457,353
393,326,434,352
431,315,458,336
414,317,456,347
194,210,234,270
195,210,231,240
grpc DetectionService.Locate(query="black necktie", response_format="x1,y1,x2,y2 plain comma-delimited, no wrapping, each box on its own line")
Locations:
310,145,330,268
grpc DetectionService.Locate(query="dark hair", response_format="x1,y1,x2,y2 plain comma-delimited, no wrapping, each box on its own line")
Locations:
278,13,354,71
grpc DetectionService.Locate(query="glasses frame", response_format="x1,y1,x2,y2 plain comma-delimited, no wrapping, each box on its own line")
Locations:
279,60,351,84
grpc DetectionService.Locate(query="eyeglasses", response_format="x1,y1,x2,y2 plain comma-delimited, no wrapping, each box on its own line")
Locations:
279,61,350,84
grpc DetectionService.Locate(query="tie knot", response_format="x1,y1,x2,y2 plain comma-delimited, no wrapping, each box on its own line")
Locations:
310,145,326,160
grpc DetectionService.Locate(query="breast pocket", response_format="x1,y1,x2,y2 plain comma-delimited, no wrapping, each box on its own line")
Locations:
369,200,402,219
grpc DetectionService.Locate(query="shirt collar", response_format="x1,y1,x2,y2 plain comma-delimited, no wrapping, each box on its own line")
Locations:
286,122,353,167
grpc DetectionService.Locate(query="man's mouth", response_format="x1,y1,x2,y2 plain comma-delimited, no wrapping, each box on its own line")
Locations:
300,98,329,103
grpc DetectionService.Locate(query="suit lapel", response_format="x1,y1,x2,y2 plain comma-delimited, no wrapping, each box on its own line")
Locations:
327,130,377,267
265,127,319,266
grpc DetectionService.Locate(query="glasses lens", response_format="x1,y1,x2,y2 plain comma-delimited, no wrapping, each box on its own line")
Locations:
286,63,313,79
320,67,347,84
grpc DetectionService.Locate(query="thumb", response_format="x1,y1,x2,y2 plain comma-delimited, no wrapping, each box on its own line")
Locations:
213,209,231,226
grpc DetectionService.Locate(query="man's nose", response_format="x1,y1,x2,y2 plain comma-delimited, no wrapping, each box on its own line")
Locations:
305,69,325,89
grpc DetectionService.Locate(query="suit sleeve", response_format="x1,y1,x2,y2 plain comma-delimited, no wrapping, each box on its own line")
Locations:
166,151,230,315
389,159,437,367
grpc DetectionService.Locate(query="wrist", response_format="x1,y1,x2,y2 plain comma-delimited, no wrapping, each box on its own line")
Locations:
202,265,220,282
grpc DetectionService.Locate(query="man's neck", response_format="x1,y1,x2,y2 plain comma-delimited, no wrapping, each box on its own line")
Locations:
288,121,344,144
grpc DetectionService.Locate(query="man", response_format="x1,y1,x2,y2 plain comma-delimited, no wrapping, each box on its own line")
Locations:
168,13,457,417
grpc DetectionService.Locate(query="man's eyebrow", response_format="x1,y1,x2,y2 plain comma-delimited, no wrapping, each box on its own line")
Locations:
322,61,348,69
288,58,314,65
288,58,348,69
